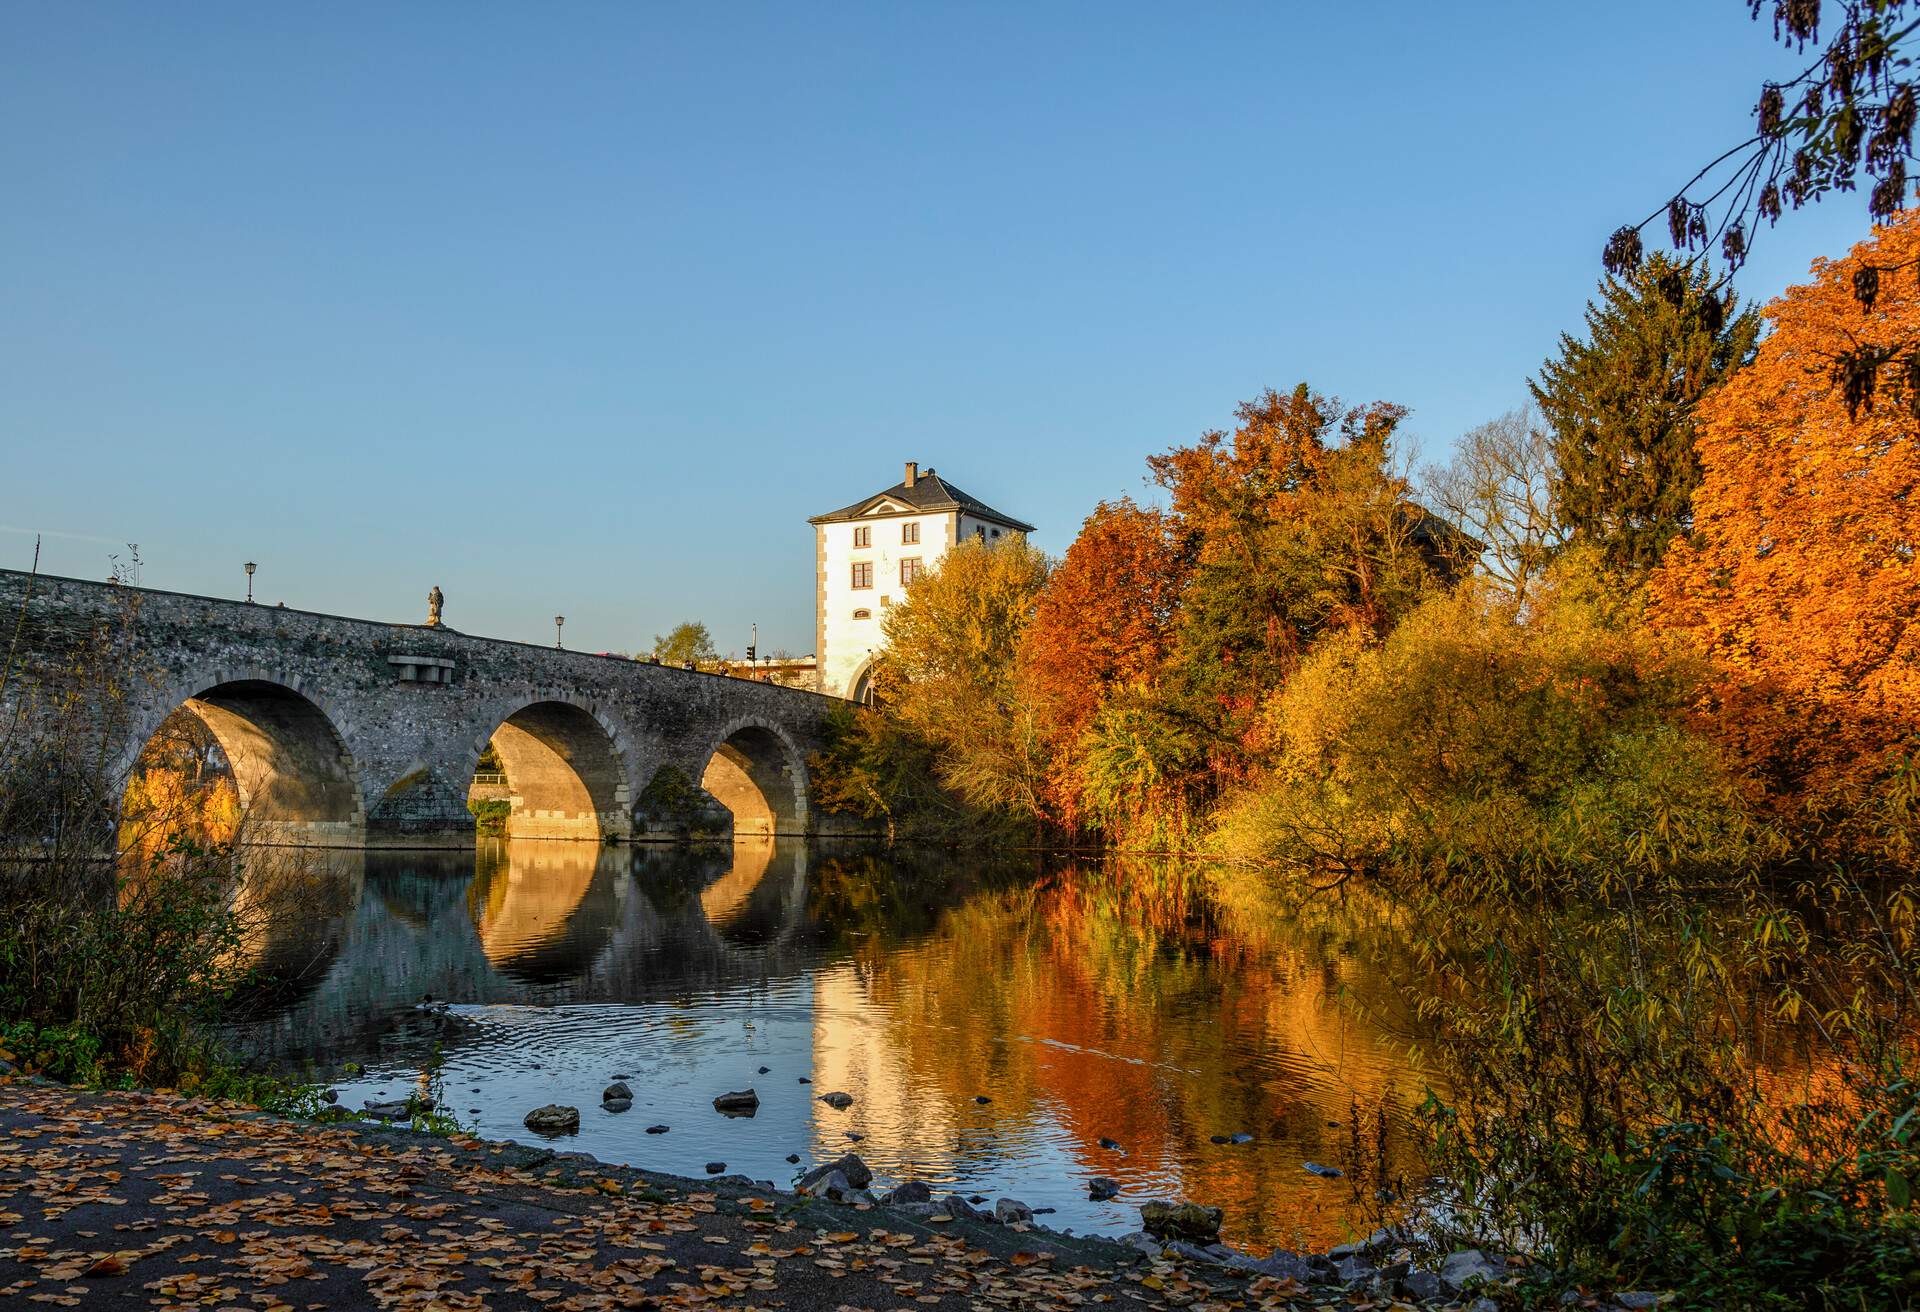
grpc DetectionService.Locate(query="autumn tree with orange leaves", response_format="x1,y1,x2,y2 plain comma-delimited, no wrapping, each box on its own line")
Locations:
1020,499,1188,825
1655,213,1920,820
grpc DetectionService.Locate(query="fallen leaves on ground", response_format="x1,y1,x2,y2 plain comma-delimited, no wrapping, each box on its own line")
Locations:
0,1082,1354,1311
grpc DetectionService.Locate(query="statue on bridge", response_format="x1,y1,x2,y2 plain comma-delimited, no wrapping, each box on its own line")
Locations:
426,585,445,628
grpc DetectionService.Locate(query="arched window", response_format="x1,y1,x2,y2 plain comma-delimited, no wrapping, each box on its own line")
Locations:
851,608,871,620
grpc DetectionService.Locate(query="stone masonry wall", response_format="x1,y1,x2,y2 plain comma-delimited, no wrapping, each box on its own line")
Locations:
0,569,869,848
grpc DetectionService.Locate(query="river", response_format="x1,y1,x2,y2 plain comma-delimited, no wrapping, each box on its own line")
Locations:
225,836,1433,1252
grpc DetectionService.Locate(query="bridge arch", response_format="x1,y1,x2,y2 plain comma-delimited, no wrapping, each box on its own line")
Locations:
700,716,809,838
469,694,635,842
121,671,367,848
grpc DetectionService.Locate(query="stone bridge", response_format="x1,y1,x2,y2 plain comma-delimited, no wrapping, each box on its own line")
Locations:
0,569,868,849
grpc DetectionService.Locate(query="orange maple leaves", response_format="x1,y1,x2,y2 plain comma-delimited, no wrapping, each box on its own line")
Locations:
1655,213,1920,805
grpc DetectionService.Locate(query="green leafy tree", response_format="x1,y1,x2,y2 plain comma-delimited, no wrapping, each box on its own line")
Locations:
1530,256,1760,574
650,621,717,666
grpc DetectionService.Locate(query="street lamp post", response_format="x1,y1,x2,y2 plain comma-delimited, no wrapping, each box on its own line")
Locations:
244,561,257,604
554,615,565,649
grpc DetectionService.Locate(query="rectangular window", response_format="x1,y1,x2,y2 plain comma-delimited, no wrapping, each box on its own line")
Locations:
851,561,873,589
900,557,923,586
902,522,920,545
853,526,871,548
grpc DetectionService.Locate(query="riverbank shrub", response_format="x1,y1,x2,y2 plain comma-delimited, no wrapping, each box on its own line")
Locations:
1402,869,1920,1308
1212,553,1772,890
0,835,259,1087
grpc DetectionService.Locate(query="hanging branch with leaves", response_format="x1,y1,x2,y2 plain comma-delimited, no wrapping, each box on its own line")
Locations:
1606,1,1920,415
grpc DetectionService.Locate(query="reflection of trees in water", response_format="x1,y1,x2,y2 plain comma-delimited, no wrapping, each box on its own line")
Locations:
815,857,1430,1250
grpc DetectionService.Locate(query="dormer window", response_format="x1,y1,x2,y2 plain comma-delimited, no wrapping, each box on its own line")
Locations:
853,526,871,548
902,522,920,545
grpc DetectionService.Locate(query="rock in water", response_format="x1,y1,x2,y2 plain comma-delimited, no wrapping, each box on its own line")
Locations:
1139,1201,1224,1244
1209,1134,1230,1144
523,1105,580,1135
993,1198,1033,1224
603,1097,633,1113
362,1099,412,1121
1088,1177,1120,1201
785,1153,801,1164
974,1095,992,1104
757,1065,770,1074
705,1162,727,1175
603,1081,633,1102
1098,1136,1123,1151
645,1124,669,1134
1302,1161,1343,1178
817,1091,854,1110
713,1088,760,1115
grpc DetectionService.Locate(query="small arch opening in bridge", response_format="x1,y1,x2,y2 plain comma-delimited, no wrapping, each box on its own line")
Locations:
473,701,632,842
122,681,366,849
700,724,807,838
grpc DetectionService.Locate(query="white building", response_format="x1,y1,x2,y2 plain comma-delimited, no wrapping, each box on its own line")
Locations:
809,461,1035,701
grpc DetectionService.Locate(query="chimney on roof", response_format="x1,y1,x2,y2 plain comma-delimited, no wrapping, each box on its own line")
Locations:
904,461,918,488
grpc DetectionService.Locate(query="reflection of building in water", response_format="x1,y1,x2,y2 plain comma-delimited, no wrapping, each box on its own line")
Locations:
807,963,961,1164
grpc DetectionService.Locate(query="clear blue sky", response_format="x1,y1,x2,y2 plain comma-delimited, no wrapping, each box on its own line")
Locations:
0,2,1871,656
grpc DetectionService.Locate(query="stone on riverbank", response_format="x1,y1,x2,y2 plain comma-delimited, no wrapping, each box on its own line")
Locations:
1440,1248,1506,1292
994,1198,1033,1224
523,1105,579,1135
939,1194,983,1221
1139,1200,1223,1244
885,1180,932,1205
797,1153,872,1192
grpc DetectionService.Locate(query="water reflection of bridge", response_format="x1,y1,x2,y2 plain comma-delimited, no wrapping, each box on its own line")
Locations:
233,838,818,1061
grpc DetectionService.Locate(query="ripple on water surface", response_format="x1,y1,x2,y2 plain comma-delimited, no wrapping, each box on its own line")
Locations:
244,838,1429,1250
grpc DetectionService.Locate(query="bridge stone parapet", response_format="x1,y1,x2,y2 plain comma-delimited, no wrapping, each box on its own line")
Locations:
0,569,870,850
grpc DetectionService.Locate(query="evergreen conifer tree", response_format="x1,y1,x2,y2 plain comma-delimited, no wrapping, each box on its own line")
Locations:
1530,255,1760,573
